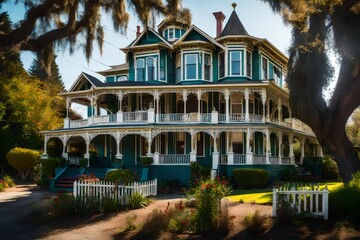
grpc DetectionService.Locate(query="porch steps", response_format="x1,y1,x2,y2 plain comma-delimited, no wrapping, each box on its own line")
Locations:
55,177,77,188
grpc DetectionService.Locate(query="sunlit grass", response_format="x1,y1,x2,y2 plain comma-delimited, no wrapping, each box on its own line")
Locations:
226,181,343,205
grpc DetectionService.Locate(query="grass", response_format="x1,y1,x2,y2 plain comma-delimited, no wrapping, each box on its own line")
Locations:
226,181,343,205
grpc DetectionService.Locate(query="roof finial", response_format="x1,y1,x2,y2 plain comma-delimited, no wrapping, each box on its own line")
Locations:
231,2,237,10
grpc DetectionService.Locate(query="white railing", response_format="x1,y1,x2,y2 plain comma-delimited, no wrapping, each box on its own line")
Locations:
93,115,110,124
159,113,184,123
68,156,82,165
73,179,157,206
282,157,291,164
218,114,226,122
201,113,211,122
269,156,279,164
249,114,263,122
220,154,227,164
70,119,88,128
229,113,245,122
234,154,246,164
253,155,266,164
123,111,147,122
159,154,190,164
272,185,329,220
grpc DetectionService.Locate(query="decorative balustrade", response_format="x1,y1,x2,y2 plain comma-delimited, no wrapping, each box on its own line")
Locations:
249,114,263,122
234,154,247,164
201,113,212,122
158,154,190,164
123,111,148,122
253,155,267,164
219,114,226,122
269,156,279,164
229,113,245,122
69,119,88,128
93,115,110,124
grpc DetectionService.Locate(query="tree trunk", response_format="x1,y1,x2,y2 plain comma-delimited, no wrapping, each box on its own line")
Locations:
315,126,360,184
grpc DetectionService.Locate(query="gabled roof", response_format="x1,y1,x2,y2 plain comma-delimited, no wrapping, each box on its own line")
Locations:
97,63,129,75
68,72,104,92
122,27,172,51
219,10,248,37
174,25,224,49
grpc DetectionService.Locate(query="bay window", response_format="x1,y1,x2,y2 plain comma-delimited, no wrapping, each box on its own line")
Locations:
185,54,197,80
230,51,242,76
204,53,211,80
147,58,155,81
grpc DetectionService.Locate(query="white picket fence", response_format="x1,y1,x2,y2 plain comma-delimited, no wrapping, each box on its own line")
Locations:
73,179,157,205
272,184,329,220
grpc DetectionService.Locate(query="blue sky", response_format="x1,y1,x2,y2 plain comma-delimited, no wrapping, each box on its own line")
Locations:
2,0,291,90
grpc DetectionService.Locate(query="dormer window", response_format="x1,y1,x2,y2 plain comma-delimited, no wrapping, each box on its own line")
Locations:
230,51,242,76
168,28,174,40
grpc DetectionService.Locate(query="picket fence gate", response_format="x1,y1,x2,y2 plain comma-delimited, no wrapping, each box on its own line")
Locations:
73,179,157,205
272,184,329,220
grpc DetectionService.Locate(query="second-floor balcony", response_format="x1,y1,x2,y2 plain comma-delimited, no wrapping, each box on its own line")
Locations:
64,108,313,135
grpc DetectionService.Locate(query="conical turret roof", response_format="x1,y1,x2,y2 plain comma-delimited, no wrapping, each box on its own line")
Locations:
219,10,248,37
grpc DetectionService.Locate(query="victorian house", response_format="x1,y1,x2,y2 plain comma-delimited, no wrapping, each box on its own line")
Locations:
41,6,322,186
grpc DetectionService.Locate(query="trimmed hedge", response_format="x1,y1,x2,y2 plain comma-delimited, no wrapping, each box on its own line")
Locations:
233,168,269,188
105,169,136,185
7,147,39,170
41,157,63,178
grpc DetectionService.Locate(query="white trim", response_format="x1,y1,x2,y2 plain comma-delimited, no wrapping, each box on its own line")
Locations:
261,56,269,80
229,50,243,76
135,58,145,82
184,53,198,80
246,51,252,78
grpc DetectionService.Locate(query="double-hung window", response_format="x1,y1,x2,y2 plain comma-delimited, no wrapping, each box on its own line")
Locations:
204,53,211,80
246,51,252,77
219,52,225,78
185,54,197,80
273,66,281,85
136,59,145,81
262,57,268,79
230,51,242,76
147,58,155,81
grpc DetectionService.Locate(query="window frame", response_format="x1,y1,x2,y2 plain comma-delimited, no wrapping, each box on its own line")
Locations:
246,51,252,78
273,66,281,85
203,53,211,81
135,54,158,82
262,57,268,79
218,52,225,79
230,50,243,76
136,58,145,82
184,53,198,80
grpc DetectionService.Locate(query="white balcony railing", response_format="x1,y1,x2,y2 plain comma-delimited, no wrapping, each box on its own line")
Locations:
253,155,266,164
269,156,279,164
219,114,226,122
234,154,247,164
123,111,148,122
249,114,263,122
93,115,110,124
229,113,245,122
158,154,190,164
69,119,88,128
201,113,211,122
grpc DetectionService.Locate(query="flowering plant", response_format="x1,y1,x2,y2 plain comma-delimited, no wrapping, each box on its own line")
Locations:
78,173,100,183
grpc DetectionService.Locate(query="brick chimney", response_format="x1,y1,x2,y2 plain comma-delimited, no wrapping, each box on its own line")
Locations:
213,12,226,38
136,25,141,38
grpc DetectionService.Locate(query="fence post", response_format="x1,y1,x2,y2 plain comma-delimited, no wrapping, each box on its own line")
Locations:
272,187,277,217
322,188,329,220
155,179,158,195
73,180,77,197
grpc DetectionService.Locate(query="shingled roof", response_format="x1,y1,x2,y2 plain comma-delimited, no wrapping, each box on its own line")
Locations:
219,10,248,37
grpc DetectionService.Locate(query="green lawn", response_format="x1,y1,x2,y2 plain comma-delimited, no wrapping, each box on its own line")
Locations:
226,181,343,205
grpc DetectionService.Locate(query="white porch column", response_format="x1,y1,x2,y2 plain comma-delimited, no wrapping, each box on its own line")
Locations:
289,133,295,164
278,132,283,164
147,108,155,123
227,132,234,165
211,134,220,180
41,135,49,159
64,98,70,128
190,131,197,162
197,89,202,122
245,88,250,122
61,137,68,160
267,99,270,121
118,92,123,112
261,88,267,123
246,128,253,164
154,152,160,165
183,90,188,120
93,96,98,116
265,130,270,164
277,98,282,123
115,132,123,160
147,131,153,156
155,92,160,123
300,138,305,164
318,144,324,157
224,89,230,122
211,109,218,124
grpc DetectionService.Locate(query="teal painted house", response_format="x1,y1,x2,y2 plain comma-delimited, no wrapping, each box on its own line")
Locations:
42,6,322,186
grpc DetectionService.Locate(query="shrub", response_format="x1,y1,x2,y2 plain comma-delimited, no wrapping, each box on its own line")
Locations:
243,210,269,235
7,147,39,181
140,157,153,167
79,158,88,168
127,192,150,209
102,197,121,213
322,157,339,180
190,161,211,183
168,200,193,233
330,172,360,219
277,167,300,181
3,175,15,188
275,195,298,223
140,208,171,238
187,177,231,232
41,157,63,178
233,168,269,188
53,191,76,216
105,169,135,185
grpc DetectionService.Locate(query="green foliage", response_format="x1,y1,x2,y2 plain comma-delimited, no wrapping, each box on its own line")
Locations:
0,181,4,192
277,167,300,181
3,175,15,188
243,210,269,235
127,192,150,210
168,200,193,233
190,161,211,183
140,157,153,167
140,209,170,238
330,172,360,220
79,158,88,168
41,157,63,178
275,195,298,223
322,156,340,180
187,177,231,232
47,139,63,158
233,169,269,188
105,169,136,185
303,157,323,177
7,147,39,181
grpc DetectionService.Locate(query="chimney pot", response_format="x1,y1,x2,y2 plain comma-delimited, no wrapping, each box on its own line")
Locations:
213,12,226,38
136,25,141,38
